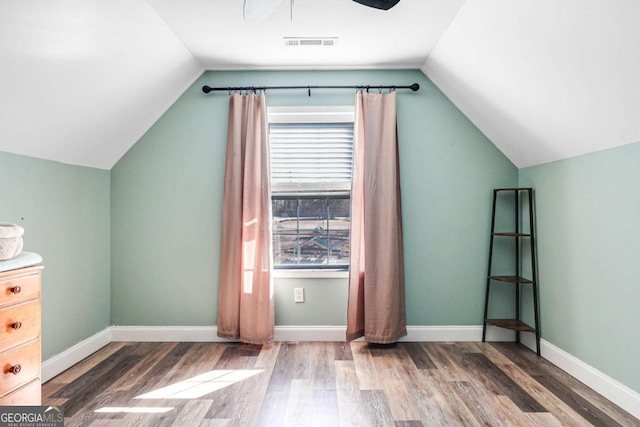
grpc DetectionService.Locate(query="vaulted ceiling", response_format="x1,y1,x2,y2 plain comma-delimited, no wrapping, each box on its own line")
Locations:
2,0,639,169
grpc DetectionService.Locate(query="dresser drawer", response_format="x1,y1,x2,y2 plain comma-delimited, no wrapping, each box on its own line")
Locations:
0,339,40,397
0,300,41,353
0,378,41,406
0,269,41,309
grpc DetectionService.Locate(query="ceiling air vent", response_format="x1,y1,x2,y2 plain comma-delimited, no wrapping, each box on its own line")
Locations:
284,37,338,47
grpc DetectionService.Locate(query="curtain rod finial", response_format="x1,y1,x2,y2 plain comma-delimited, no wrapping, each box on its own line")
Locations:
410,83,420,92
202,85,212,93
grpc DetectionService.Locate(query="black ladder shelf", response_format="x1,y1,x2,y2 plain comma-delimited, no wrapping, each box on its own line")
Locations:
482,188,541,355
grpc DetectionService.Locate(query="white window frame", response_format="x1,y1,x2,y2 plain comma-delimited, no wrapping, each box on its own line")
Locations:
268,105,354,279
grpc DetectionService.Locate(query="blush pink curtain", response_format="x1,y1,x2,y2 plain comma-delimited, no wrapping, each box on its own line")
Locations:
217,92,274,344
346,91,407,344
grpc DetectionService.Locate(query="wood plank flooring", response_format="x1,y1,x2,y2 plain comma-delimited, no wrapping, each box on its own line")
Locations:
42,342,640,427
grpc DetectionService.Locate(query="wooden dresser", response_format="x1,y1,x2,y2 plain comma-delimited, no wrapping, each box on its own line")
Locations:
0,265,43,405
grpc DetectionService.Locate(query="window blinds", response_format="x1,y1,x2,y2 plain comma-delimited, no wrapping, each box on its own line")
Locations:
269,122,354,193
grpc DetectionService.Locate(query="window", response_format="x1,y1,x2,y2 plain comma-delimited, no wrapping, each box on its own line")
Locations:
268,106,354,270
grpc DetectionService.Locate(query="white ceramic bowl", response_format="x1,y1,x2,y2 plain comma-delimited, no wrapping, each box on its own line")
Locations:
0,223,24,260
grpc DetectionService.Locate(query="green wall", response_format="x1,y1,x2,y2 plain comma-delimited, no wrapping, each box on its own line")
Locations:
4,68,637,397
519,142,640,393
110,69,517,327
0,152,110,360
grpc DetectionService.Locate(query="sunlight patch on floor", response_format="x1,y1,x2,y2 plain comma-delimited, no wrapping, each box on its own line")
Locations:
95,407,174,414
134,369,264,399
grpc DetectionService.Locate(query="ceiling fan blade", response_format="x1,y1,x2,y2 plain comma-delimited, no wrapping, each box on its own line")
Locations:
244,0,285,21
352,0,401,10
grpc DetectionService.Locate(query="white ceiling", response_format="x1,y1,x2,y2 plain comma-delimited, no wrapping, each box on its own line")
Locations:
0,0,202,169
422,0,640,168
148,0,464,70
1,0,639,170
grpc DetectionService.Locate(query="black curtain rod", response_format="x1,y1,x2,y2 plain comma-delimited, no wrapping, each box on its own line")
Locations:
202,83,419,94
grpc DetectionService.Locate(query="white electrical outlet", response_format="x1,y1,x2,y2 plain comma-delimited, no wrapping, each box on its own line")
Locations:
294,287,304,303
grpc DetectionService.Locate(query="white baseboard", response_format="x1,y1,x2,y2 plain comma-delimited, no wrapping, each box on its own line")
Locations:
42,324,640,420
41,328,112,383
108,325,516,343
272,325,516,342
275,326,346,341
537,338,640,420
403,325,515,342
110,325,349,343
111,326,224,342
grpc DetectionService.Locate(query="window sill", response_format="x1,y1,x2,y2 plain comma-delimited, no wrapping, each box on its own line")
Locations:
273,269,349,279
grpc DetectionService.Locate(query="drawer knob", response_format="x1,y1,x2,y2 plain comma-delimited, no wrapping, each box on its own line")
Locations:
9,364,21,375
10,286,22,294
11,321,22,330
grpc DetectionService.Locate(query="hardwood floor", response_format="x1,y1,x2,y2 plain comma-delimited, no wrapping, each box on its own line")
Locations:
42,341,639,427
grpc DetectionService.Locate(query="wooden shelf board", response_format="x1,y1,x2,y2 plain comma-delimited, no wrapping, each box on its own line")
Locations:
494,188,533,192
485,319,536,332
492,232,531,237
489,275,533,284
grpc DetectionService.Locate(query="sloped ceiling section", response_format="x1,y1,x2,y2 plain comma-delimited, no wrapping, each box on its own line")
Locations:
0,0,203,169
4,1,639,170
421,0,640,168
148,0,464,70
